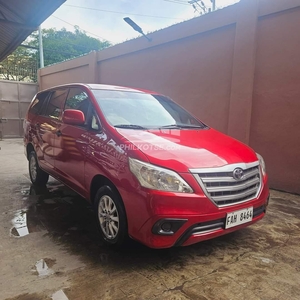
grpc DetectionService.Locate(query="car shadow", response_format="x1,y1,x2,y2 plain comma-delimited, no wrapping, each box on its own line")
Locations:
19,180,249,272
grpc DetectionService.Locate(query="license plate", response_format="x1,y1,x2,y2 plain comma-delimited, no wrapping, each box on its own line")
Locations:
225,207,253,229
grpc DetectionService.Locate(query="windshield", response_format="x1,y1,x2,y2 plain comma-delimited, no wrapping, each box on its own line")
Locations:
91,89,207,129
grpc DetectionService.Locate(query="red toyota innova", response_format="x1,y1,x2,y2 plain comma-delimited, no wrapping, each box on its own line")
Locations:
23,84,269,248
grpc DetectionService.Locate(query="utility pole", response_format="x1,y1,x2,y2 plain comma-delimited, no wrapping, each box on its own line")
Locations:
38,26,44,68
188,0,207,14
188,0,216,13
211,0,216,11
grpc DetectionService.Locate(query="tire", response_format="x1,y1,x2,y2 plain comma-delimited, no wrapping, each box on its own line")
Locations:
94,185,128,246
28,151,49,186
30,184,48,196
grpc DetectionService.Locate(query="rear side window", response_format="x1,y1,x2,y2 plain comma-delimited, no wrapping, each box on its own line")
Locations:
28,92,50,115
43,89,68,120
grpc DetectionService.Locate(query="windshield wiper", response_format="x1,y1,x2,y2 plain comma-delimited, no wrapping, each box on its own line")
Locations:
177,124,207,129
114,124,147,130
159,124,207,129
159,124,181,129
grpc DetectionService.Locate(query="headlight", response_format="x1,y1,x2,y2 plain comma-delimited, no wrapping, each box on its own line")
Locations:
129,158,193,193
256,153,266,176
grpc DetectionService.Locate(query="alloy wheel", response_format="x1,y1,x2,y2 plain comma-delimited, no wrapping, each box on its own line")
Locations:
98,195,119,239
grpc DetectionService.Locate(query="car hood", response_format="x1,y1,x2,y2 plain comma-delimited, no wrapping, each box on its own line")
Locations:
116,128,258,172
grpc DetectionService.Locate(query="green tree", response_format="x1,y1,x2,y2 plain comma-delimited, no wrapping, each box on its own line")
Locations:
0,46,37,82
28,27,111,66
0,27,112,82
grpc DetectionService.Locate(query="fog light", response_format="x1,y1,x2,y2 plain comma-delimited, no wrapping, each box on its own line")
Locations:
152,218,187,236
161,222,172,232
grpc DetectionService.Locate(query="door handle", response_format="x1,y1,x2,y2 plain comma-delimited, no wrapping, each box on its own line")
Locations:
56,130,62,137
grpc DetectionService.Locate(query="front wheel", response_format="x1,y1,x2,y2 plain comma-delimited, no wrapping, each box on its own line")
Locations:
94,185,128,246
28,151,49,186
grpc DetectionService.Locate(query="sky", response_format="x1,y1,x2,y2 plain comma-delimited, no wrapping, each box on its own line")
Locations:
42,0,240,45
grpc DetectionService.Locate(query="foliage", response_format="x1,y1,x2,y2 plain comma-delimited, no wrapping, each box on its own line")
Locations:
0,47,37,82
0,27,112,82
28,27,111,67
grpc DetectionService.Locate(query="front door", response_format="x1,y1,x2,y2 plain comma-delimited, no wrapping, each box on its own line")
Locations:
54,87,91,196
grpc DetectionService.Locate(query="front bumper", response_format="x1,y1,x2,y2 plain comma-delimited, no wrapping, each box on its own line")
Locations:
127,181,269,249
174,204,266,247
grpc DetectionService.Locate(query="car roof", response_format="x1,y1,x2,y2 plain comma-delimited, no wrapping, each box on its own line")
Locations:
39,83,159,95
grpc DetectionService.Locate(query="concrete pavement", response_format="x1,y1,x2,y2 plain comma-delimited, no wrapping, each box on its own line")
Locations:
1,139,299,300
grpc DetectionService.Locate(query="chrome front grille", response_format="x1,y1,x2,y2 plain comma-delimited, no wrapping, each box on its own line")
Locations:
191,162,261,207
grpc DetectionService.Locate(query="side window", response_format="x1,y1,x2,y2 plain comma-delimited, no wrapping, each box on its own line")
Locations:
28,91,50,115
65,88,90,123
43,89,68,119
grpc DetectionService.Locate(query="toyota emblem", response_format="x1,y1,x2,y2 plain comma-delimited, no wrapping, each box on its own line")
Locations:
233,168,244,180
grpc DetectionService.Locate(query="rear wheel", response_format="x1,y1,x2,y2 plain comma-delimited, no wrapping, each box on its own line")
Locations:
28,151,49,186
94,185,128,246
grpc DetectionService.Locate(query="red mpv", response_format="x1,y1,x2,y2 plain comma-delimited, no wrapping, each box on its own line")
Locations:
24,84,269,248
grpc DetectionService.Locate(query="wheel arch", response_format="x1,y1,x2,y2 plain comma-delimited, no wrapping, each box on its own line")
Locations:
90,175,124,206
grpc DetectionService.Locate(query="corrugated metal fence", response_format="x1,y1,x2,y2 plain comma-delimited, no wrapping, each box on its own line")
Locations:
0,80,37,139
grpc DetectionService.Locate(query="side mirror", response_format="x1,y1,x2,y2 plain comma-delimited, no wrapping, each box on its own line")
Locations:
62,109,85,126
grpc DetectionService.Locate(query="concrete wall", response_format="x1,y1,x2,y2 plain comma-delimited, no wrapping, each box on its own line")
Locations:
38,0,300,194
250,5,300,193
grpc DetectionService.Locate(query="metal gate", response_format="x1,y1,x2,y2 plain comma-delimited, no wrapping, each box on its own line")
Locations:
0,80,37,139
